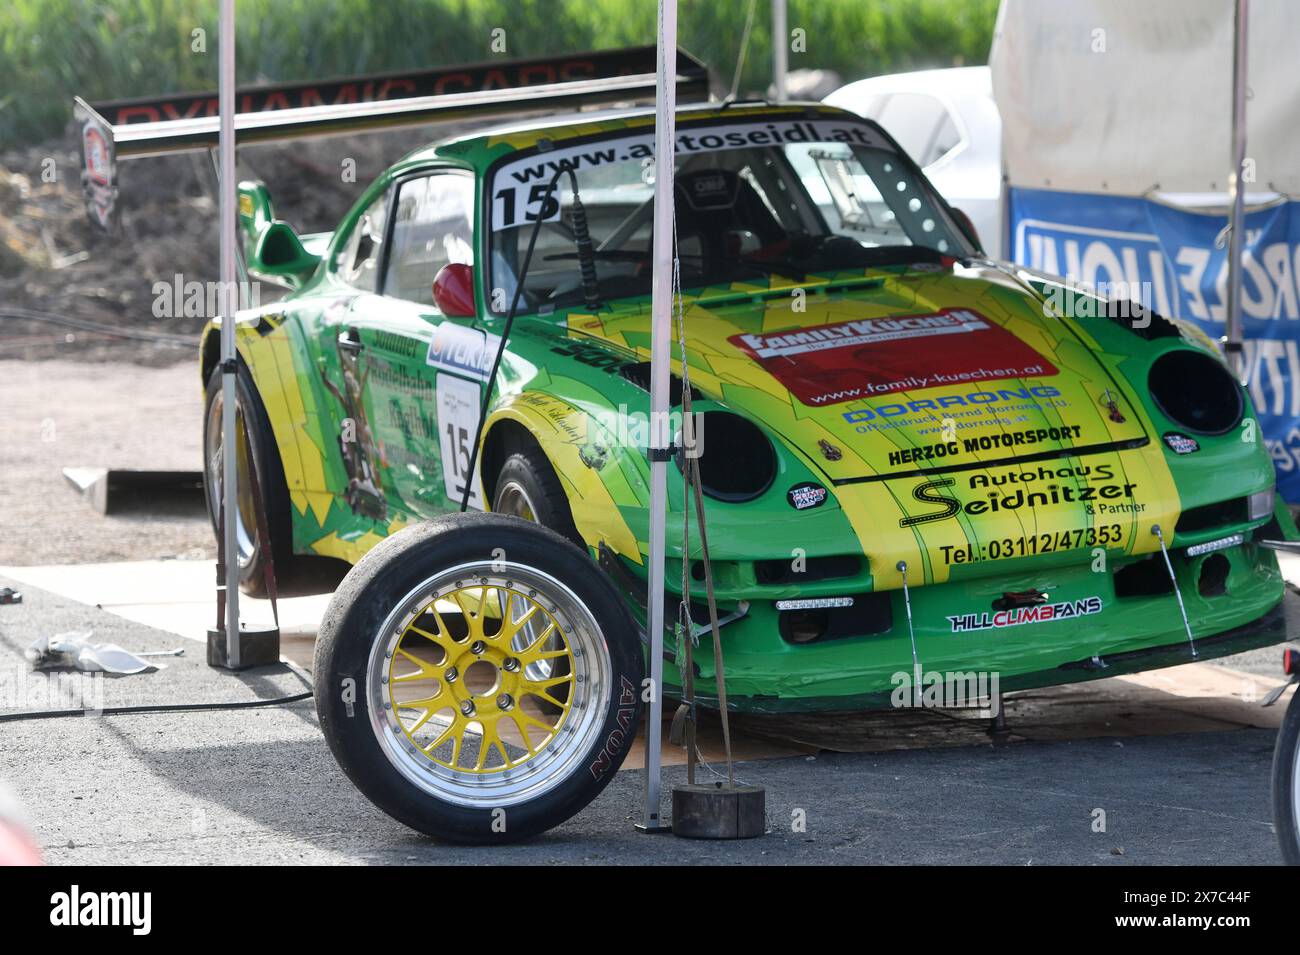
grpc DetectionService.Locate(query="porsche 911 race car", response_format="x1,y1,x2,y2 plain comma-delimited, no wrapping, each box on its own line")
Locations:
76,51,1296,839
183,92,1295,718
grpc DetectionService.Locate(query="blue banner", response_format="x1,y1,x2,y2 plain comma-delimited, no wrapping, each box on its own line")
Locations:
1010,187,1300,501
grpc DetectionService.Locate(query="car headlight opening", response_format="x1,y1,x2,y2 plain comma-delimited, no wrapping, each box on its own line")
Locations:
1147,349,1244,435
681,411,776,503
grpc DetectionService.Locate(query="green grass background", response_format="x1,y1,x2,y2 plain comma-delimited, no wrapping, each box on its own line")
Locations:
0,0,997,149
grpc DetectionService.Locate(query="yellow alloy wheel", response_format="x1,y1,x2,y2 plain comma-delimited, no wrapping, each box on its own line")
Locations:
366,559,611,809
388,583,573,773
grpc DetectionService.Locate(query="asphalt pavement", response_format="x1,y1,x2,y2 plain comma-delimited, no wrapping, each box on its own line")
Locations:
0,572,1289,865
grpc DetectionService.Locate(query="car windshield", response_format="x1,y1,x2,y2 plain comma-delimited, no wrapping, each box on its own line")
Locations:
487,115,971,313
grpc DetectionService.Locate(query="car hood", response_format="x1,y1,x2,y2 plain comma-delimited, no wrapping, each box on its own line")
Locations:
563,261,1180,589
566,263,1150,477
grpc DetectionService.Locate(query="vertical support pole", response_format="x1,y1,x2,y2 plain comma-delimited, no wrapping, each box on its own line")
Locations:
640,0,678,833
1225,0,1249,381
219,0,241,668
772,0,788,101
1000,172,1012,261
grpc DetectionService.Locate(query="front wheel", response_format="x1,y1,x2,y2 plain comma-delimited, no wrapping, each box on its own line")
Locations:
491,444,583,547
314,513,643,843
1274,683,1300,865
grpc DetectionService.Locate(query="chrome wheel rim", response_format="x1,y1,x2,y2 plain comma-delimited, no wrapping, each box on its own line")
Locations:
494,479,539,522
366,560,611,809
204,391,258,567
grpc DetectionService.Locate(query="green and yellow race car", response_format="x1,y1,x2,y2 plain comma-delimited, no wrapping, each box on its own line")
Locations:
201,96,1293,722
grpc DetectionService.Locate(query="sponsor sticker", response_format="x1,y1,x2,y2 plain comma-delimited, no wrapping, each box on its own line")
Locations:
80,112,117,231
729,308,1059,407
948,595,1103,633
491,119,890,230
787,482,829,510
1163,432,1200,454
426,322,502,381
436,373,485,509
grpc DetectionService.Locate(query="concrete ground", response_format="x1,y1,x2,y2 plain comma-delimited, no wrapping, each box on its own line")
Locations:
0,570,1292,865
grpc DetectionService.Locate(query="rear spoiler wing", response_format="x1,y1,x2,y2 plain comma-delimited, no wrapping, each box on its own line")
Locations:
74,46,709,227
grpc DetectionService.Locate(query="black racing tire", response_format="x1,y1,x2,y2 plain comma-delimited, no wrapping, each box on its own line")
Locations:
313,512,643,844
202,361,295,597
492,444,583,547
1273,685,1300,865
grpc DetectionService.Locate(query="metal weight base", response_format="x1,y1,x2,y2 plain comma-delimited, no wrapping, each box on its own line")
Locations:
206,625,281,670
671,783,766,839
634,820,674,834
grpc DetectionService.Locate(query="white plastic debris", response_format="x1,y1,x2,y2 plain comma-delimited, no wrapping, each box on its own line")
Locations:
25,631,168,675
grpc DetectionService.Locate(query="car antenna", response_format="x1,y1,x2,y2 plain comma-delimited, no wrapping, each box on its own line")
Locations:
459,163,588,513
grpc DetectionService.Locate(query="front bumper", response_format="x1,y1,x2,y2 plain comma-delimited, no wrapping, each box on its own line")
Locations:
609,533,1289,714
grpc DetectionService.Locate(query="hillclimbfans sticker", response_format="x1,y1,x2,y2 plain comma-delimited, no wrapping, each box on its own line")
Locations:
948,595,1103,633
1163,432,1200,454
728,308,1058,407
788,482,829,510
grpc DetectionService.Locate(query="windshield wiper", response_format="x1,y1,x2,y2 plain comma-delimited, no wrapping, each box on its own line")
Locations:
544,249,648,262
546,249,803,277
674,252,806,280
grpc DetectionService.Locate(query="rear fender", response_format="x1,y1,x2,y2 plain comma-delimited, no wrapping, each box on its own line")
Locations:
201,312,384,558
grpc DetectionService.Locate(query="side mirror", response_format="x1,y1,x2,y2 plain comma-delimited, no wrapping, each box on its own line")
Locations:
432,263,476,317
950,207,983,254
256,222,320,275
238,180,321,288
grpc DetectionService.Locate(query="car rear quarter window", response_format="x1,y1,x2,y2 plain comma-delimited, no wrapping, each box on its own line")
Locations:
335,193,388,293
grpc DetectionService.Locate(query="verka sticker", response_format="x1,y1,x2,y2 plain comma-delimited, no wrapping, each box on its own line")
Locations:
788,482,828,510
426,322,501,381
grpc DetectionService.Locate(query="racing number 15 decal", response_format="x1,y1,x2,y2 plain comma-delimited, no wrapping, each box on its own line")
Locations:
437,373,485,509
493,184,560,229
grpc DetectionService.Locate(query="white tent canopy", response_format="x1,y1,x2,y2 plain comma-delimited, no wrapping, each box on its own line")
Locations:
991,0,1300,198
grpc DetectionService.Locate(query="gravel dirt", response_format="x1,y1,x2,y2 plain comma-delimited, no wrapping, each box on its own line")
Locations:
0,358,213,566
0,126,446,363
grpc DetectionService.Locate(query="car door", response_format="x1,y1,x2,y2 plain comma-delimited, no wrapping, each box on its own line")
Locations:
337,168,484,520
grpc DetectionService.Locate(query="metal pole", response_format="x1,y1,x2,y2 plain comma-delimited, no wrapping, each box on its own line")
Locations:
1225,0,1249,380
219,0,241,667
772,0,788,101
641,0,677,832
